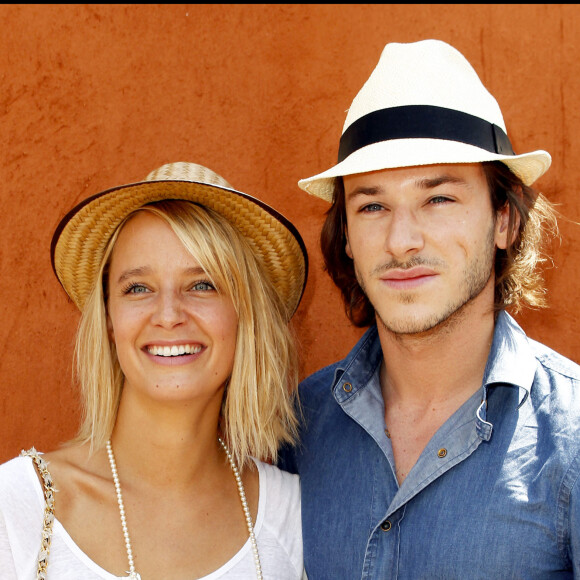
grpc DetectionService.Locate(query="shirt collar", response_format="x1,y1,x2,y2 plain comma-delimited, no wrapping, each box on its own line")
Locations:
332,311,536,406
332,325,381,403
483,310,536,399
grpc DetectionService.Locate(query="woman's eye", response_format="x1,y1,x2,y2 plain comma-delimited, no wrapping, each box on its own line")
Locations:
124,283,149,295
192,281,215,291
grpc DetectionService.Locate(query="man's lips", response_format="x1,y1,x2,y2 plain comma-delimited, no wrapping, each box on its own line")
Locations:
382,266,437,280
380,267,438,288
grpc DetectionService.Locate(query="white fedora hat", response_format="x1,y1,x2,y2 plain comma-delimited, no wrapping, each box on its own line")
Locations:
299,39,552,202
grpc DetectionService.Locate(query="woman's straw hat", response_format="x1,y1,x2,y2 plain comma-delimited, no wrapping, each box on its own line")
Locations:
51,162,308,318
298,39,552,202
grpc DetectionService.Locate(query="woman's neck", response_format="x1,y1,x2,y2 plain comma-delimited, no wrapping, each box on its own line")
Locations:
108,387,227,488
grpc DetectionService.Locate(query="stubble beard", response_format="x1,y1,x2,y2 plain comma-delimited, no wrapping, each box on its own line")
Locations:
355,224,497,337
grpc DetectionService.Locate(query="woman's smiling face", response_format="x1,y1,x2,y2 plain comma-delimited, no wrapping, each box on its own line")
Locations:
106,211,238,405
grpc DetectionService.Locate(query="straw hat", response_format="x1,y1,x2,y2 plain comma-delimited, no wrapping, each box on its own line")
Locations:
51,162,308,318
299,39,552,202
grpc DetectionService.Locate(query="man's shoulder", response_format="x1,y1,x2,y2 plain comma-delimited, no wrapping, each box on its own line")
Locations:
495,312,580,387
298,360,343,402
298,325,381,401
528,336,580,382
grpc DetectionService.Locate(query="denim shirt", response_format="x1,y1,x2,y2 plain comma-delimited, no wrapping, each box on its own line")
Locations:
279,312,580,579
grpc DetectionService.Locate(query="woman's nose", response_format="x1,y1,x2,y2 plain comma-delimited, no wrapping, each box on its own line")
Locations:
150,291,187,328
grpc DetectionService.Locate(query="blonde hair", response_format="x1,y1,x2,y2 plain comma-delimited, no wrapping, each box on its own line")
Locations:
74,200,299,467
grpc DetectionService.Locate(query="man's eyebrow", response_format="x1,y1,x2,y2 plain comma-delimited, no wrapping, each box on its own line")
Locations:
417,175,470,189
346,175,472,200
345,186,383,200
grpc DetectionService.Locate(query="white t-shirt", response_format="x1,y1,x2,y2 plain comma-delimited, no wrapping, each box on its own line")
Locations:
0,455,304,579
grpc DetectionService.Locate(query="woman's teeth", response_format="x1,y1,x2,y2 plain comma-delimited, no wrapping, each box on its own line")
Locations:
147,344,202,357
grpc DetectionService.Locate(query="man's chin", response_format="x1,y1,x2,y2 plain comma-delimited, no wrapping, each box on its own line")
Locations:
376,304,467,338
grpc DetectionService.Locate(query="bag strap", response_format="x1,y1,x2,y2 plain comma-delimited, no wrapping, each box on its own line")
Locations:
20,448,56,579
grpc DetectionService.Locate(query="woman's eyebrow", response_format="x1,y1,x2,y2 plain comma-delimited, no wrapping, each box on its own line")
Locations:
115,266,151,285
115,265,207,285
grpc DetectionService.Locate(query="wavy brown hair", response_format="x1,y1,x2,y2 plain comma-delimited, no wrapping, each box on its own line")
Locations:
321,161,559,328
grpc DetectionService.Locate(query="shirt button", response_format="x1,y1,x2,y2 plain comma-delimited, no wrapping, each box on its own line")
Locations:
437,448,447,458
380,520,392,532
342,382,353,393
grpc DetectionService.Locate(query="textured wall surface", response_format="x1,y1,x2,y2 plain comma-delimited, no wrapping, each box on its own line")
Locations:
1,4,579,461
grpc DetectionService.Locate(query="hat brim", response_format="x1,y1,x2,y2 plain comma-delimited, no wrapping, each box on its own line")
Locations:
52,180,308,318
298,138,552,202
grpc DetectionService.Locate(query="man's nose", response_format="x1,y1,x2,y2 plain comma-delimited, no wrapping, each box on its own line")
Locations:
384,208,425,258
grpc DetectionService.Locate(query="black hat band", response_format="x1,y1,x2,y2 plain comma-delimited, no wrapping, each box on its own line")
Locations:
338,105,515,163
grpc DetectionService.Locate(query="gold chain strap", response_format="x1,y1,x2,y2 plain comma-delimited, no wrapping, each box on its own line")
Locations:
20,448,56,580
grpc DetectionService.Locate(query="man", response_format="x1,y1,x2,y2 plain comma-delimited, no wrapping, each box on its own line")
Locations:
279,39,580,578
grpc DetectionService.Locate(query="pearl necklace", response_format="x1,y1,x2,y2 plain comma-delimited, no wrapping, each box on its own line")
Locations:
105,438,263,579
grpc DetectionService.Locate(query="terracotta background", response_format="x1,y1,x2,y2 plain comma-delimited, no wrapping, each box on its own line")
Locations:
1,4,579,462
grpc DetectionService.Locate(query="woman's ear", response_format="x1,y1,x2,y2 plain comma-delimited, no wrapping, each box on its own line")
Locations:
107,313,115,344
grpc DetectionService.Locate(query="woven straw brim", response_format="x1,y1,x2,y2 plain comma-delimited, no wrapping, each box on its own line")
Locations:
51,180,308,318
298,138,552,202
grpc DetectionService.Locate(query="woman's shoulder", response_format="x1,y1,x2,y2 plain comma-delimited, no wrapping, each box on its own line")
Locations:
0,453,37,486
253,459,301,527
0,453,44,520
0,444,92,506
251,460,303,576
254,459,300,496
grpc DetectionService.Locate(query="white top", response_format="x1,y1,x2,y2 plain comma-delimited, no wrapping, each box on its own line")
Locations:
0,455,304,579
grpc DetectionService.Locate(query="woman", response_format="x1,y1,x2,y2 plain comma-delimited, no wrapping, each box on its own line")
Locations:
0,162,308,579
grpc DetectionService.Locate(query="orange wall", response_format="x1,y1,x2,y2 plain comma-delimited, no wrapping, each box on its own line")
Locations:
1,4,579,462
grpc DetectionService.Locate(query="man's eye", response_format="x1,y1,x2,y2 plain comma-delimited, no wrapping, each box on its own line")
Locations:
361,203,383,213
429,196,452,204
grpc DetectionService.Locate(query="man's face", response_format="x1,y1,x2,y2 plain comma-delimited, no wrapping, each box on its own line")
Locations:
343,163,509,336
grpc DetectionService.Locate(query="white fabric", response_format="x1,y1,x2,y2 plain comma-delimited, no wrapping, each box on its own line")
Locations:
0,455,304,579
344,40,506,131
297,39,552,200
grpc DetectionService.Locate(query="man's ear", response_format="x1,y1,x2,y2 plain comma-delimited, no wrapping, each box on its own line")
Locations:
495,201,520,250
345,227,353,259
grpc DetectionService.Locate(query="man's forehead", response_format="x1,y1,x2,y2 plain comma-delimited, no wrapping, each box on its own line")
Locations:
343,163,486,196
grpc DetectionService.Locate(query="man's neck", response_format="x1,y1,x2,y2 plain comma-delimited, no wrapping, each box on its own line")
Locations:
377,292,497,485
378,295,496,406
